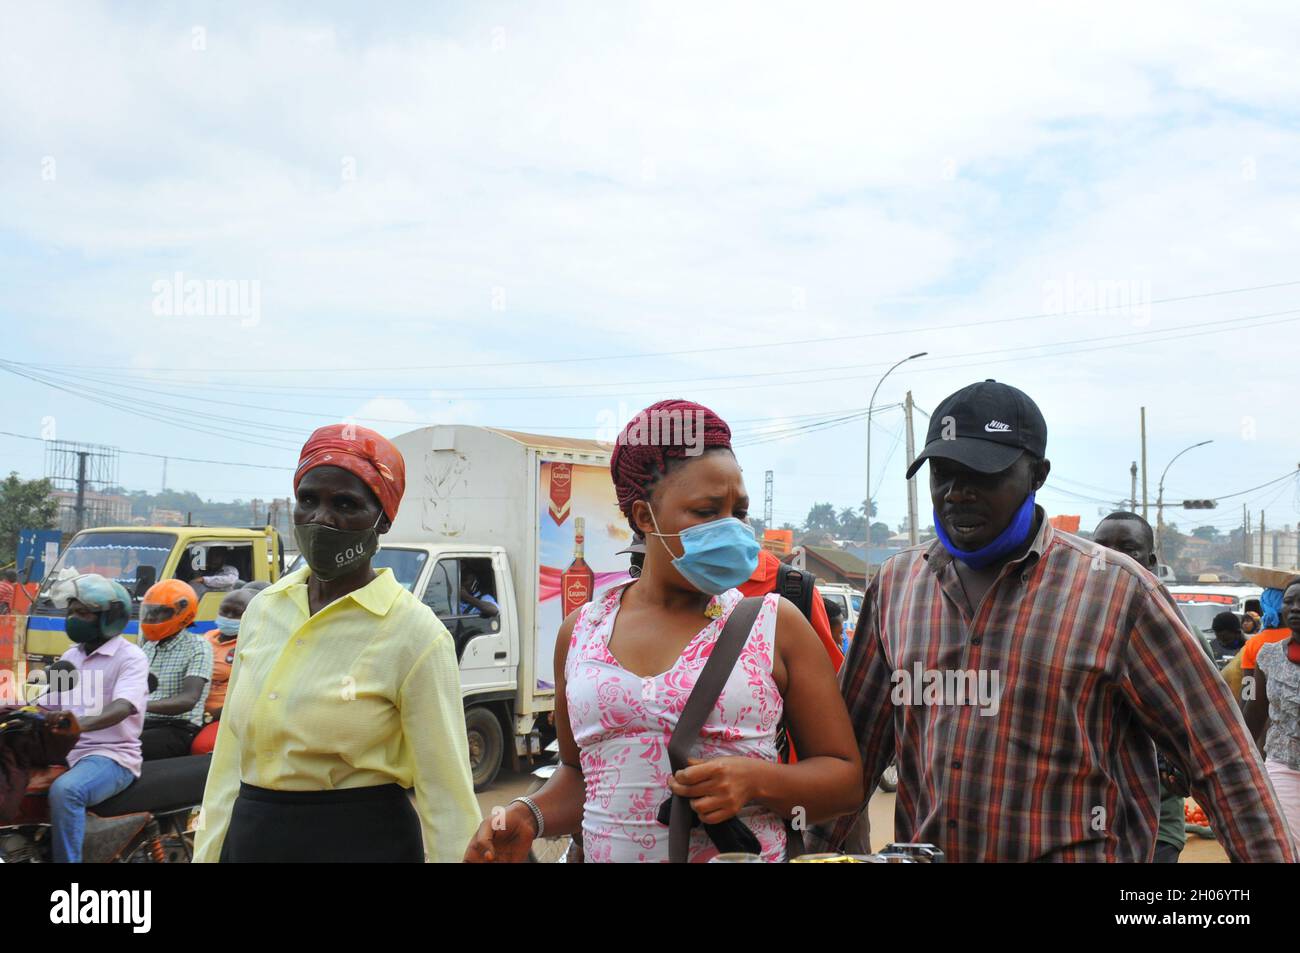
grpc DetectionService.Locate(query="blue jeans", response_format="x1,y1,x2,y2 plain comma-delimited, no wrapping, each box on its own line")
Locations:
48,756,136,863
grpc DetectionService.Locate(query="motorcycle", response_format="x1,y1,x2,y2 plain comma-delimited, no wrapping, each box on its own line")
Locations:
0,708,210,863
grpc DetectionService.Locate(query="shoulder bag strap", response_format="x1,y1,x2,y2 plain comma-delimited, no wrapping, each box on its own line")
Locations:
667,595,763,862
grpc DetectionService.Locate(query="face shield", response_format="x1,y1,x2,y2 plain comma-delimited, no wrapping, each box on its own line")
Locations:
140,603,178,626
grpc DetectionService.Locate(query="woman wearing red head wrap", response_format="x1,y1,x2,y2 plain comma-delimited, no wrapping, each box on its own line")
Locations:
194,424,480,863
465,399,861,863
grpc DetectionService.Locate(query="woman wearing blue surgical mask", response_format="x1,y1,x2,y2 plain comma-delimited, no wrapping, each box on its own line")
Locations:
464,399,862,863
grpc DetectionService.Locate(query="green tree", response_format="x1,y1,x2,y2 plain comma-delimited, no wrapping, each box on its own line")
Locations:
1160,522,1189,573
804,502,839,534
0,472,60,565
1191,525,1220,541
839,507,865,537
869,521,892,545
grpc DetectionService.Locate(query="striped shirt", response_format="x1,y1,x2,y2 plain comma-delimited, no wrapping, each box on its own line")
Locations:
810,509,1298,862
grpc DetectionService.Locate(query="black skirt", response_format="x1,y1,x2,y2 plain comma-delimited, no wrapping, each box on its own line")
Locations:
219,782,423,863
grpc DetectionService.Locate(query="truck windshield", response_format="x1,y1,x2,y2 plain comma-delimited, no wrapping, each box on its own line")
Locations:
373,548,427,592
1178,603,1224,634
36,531,177,611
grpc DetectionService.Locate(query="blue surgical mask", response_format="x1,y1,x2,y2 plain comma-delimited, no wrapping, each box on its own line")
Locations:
648,506,760,595
215,616,241,637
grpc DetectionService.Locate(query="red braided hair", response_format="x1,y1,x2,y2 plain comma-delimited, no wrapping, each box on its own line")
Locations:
609,399,733,532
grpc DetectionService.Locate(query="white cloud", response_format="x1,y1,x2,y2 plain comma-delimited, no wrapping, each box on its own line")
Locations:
2,1,1299,528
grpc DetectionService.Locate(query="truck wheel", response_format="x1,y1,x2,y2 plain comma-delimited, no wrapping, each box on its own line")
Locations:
465,706,504,791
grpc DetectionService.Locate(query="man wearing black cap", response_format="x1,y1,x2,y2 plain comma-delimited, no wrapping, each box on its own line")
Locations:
810,380,1297,862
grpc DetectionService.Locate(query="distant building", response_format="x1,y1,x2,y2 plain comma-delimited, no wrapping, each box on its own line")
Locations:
50,490,132,534
1246,527,1299,572
792,544,868,588
1177,535,1215,574
149,508,185,526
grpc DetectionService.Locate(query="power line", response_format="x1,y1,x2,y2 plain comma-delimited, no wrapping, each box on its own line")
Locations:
733,404,902,448
1211,468,1299,502
23,303,1300,400
24,277,1300,375
0,363,300,452
0,430,295,471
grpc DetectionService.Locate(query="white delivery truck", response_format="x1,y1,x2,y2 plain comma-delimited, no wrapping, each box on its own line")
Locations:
382,425,633,789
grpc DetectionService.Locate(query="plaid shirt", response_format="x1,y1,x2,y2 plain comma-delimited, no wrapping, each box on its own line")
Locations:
810,510,1297,862
142,628,212,727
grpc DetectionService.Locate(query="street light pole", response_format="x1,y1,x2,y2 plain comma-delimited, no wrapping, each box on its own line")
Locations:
1155,439,1213,563
865,351,927,577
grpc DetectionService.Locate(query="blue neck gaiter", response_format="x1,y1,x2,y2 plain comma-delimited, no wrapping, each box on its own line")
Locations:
934,493,1038,570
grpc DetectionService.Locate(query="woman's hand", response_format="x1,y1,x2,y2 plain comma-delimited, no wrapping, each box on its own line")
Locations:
668,757,763,825
463,802,537,863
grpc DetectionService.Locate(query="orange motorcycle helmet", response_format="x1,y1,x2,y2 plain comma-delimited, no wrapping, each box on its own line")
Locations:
140,579,199,641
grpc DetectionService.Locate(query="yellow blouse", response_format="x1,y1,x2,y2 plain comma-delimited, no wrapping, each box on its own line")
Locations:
193,566,481,862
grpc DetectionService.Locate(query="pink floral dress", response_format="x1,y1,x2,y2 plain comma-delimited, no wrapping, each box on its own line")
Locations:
564,585,786,862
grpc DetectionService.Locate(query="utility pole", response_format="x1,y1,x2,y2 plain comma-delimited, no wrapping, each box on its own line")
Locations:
1260,510,1266,564
73,451,89,533
1140,407,1149,521
1129,462,1137,512
161,456,168,492
865,352,927,576
1243,505,1250,562
763,471,773,530
905,391,919,546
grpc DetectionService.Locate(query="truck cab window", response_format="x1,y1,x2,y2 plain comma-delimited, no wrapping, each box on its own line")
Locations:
177,541,254,595
423,561,457,618
457,559,499,618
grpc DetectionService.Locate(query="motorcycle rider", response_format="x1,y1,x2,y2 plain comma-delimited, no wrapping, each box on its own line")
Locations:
204,588,253,722
38,573,150,862
139,580,212,760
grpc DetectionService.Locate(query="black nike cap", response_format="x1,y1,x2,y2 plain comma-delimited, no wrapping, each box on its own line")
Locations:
906,380,1047,479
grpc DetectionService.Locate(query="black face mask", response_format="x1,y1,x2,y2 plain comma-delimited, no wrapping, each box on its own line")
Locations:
66,614,104,644
293,513,382,581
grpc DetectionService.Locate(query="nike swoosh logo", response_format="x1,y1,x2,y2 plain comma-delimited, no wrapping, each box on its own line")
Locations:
984,423,1011,433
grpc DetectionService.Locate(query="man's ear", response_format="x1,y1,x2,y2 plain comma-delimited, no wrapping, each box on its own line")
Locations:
1031,457,1051,491
378,514,392,535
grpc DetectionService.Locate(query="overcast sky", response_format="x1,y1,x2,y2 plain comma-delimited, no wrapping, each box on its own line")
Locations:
3,2,1299,538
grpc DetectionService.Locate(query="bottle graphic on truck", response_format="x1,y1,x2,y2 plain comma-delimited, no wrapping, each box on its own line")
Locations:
561,517,595,617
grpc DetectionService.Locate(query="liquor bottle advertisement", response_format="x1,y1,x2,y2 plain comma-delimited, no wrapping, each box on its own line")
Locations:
535,460,632,690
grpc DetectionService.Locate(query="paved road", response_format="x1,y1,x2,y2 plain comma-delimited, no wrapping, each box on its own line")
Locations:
475,771,1228,861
